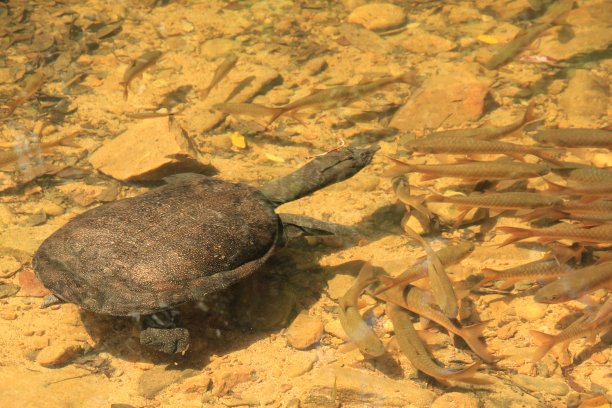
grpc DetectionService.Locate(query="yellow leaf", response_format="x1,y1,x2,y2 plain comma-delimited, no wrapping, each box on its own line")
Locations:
477,34,499,44
264,152,285,163
230,132,247,149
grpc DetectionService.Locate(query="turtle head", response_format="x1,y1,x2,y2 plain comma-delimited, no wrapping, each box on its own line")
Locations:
260,144,379,207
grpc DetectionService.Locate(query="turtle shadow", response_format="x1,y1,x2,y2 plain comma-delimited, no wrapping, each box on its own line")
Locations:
77,236,349,367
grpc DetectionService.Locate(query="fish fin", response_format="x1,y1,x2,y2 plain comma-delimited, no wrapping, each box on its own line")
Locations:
543,178,567,193
578,195,600,204
398,70,419,85
447,361,487,382
530,330,555,362
533,151,565,167
266,108,287,125
522,100,540,125
420,173,440,182
507,152,527,162
462,321,490,338
497,226,534,247
521,208,566,222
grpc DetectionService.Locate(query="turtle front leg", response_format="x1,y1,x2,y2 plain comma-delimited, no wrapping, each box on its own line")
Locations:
279,213,360,244
140,310,190,354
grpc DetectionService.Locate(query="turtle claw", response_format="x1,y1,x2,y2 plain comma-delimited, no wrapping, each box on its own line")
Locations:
41,294,64,308
140,327,190,354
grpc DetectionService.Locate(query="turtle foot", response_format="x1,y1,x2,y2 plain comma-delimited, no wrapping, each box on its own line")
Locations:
140,327,190,354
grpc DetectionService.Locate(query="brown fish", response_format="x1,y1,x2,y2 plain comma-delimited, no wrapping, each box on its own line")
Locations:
479,258,574,290
338,262,385,357
376,241,475,293
267,71,418,124
547,166,612,197
404,227,458,318
426,101,538,140
120,50,163,100
212,102,281,118
200,53,238,99
498,224,612,247
385,158,550,181
5,71,46,116
402,135,560,163
0,132,80,169
533,261,612,303
426,192,563,211
484,24,551,70
377,285,495,363
533,128,612,148
386,303,493,385
530,297,612,362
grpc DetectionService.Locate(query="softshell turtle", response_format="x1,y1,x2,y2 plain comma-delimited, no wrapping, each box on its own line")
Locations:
33,145,379,353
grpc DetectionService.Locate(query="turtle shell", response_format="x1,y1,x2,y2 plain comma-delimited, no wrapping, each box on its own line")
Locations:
33,175,280,316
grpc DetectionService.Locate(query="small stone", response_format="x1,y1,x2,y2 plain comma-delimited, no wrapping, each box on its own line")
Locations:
177,373,211,393
514,301,547,322
432,392,479,408
326,274,354,300
211,367,253,397
402,28,456,54
286,312,324,350
286,350,318,377
36,342,83,366
497,322,518,340
40,200,65,216
138,365,197,399
348,3,406,31
324,319,348,340
511,374,569,396
18,270,50,297
0,283,20,299
1,312,17,320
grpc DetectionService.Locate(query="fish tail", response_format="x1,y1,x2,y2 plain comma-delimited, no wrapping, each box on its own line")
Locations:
530,330,555,362
461,322,497,363
462,320,490,338
497,226,534,247
57,131,81,148
382,157,415,177
266,108,287,125
446,361,490,384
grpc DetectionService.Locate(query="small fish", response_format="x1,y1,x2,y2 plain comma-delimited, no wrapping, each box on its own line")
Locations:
0,132,80,169
550,166,612,197
5,71,46,116
426,101,538,140
267,71,418,124
338,262,386,357
386,303,493,385
479,258,574,290
426,192,563,211
403,226,458,318
533,128,612,149
385,158,550,181
533,261,612,304
530,298,612,362
519,54,563,66
529,199,612,223
200,53,238,99
376,241,475,293
212,102,281,118
377,285,495,362
484,24,551,70
498,224,612,247
392,175,432,221
120,50,163,100
402,135,561,163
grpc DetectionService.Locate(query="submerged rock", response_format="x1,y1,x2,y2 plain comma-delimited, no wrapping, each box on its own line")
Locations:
348,3,406,31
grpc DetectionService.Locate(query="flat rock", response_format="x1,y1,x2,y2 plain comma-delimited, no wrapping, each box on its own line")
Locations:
302,367,434,407
326,274,354,300
432,392,479,408
348,3,406,31
285,350,318,377
513,299,547,322
200,39,239,59
18,269,50,297
88,116,209,181
558,70,610,127
511,374,569,396
286,312,324,350
390,63,491,131
36,342,83,366
402,28,457,54
337,24,393,54
211,367,254,397
0,255,22,277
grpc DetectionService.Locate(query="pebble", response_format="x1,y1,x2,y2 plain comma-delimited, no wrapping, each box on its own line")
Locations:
402,28,457,54
18,270,50,297
348,3,406,31
511,374,569,396
211,367,253,397
286,350,318,377
0,283,20,299
200,39,239,59
432,392,479,408
286,313,324,350
36,342,83,366
1,312,17,320
323,319,348,340
514,301,547,322
177,374,211,393
138,366,197,399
